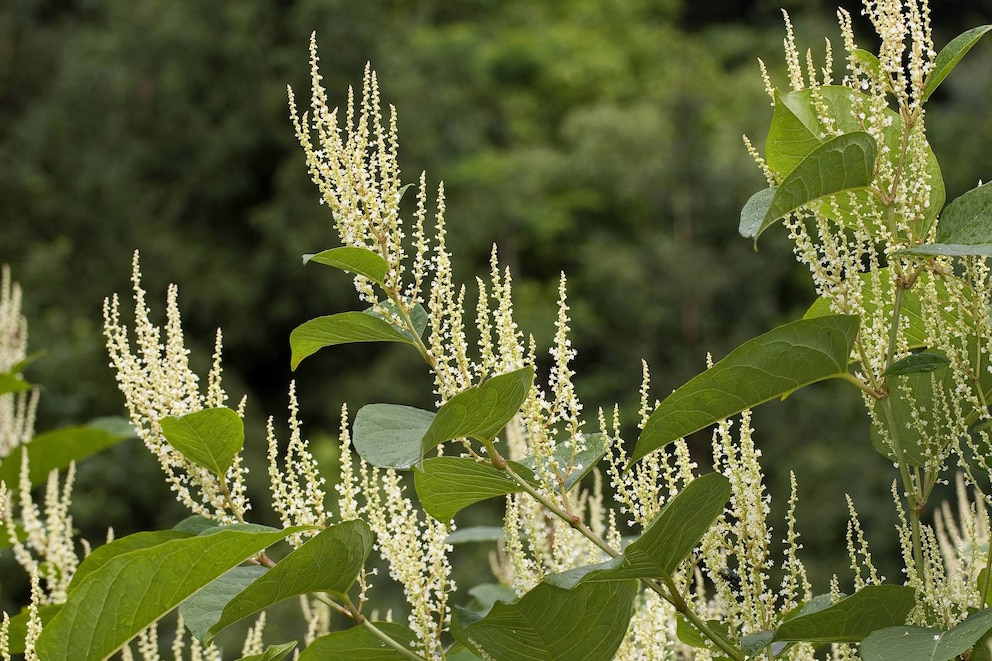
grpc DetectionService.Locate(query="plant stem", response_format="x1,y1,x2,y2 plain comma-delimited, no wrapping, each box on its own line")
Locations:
488,442,746,661
310,592,428,661
879,284,927,583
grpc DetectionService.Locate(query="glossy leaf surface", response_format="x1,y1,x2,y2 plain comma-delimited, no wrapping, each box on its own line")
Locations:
922,25,992,101
861,607,992,661
419,366,534,462
632,315,859,463
773,585,915,643
206,520,374,641
290,312,415,370
160,407,244,476
353,403,435,469
415,456,525,521
303,246,389,285
453,580,637,661
35,525,303,660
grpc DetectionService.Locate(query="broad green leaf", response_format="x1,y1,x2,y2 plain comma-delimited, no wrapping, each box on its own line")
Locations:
160,407,244,477
69,530,192,589
237,642,298,661
923,25,992,102
445,527,505,544
0,371,32,394
3,604,62,655
861,607,992,661
290,312,415,370
303,246,389,285
764,86,943,236
174,515,218,535
416,456,525,521
676,616,733,652
577,473,731,581
419,367,535,463
971,628,992,661
452,580,637,661
298,623,419,660
773,585,915,643
516,433,607,490
749,132,876,241
180,565,268,642
882,351,950,377
0,418,135,489
905,183,992,257
206,520,374,641
632,315,859,464
739,187,775,239
35,524,305,660
353,403,435,469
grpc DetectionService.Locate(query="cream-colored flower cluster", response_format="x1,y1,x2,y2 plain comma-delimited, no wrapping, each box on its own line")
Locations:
0,268,82,660
104,252,250,523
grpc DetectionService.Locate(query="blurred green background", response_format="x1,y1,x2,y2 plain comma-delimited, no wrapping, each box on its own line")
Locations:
2,0,991,631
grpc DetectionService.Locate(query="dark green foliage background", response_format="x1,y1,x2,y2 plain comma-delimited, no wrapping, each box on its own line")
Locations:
2,0,990,622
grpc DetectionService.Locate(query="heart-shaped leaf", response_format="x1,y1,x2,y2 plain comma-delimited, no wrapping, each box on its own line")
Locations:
353,404,436,469
861,607,992,661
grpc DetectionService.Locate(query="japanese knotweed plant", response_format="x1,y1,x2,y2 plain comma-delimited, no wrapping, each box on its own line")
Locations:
3,0,992,659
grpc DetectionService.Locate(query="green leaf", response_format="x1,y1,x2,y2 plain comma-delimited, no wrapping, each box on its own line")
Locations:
237,642,298,661
298,623,419,660
632,315,859,463
515,433,606,490
415,457,526,521
353,403,436,469
205,520,374,641
773,585,915,643
904,183,992,257
763,86,943,236
419,366,535,463
923,25,992,102
739,187,775,239
577,473,731,581
0,370,32,394
452,580,637,661
882,351,951,377
748,132,877,241
180,565,268,642
290,312,416,370
460,584,518,618
861,607,992,661
174,515,219,535
160,407,244,477
0,418,135,489
852,48,882,80
70,530,193,589
303,246,389,285
445,527,505,544
35,524,305,660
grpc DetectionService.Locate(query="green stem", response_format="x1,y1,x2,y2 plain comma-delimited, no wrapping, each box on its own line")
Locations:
312,593,428,661
878,282,927,583
488,443,746,661
661,575,744,661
